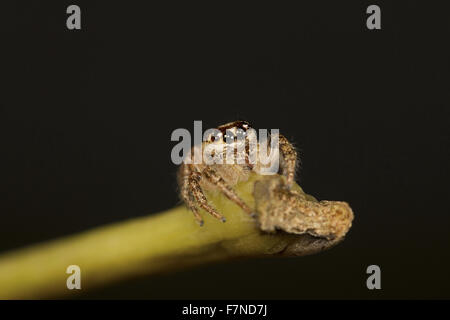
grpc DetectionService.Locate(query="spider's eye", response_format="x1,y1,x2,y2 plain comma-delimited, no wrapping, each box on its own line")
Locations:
209,132,222,142
236,130,246,139
224,131,236,142
239,122,250,131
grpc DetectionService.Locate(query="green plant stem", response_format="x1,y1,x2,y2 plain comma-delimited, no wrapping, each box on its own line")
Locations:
0,174,341,299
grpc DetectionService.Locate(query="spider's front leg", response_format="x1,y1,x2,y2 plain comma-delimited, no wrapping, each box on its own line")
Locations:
203,167,254,216
178,163,204,226
278,134,298,188
188,170,227,223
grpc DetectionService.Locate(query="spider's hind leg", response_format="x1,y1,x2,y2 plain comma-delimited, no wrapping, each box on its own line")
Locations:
278,134,298,188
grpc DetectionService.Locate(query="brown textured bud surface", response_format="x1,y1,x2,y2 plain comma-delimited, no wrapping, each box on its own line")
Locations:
254,176,354,255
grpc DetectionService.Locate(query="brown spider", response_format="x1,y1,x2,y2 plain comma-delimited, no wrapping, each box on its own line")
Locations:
177,120,298,226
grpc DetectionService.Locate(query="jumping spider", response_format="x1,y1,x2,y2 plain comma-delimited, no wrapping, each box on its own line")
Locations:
178,120,297,226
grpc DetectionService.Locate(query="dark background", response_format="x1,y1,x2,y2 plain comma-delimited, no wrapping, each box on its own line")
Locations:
1,1,449,298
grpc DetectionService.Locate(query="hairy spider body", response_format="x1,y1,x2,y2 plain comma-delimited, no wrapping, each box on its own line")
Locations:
178,121,297,226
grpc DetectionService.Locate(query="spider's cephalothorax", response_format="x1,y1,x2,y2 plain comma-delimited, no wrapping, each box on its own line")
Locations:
177,120,297,226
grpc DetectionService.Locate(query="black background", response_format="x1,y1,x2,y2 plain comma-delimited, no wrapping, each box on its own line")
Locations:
1,1,449,298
